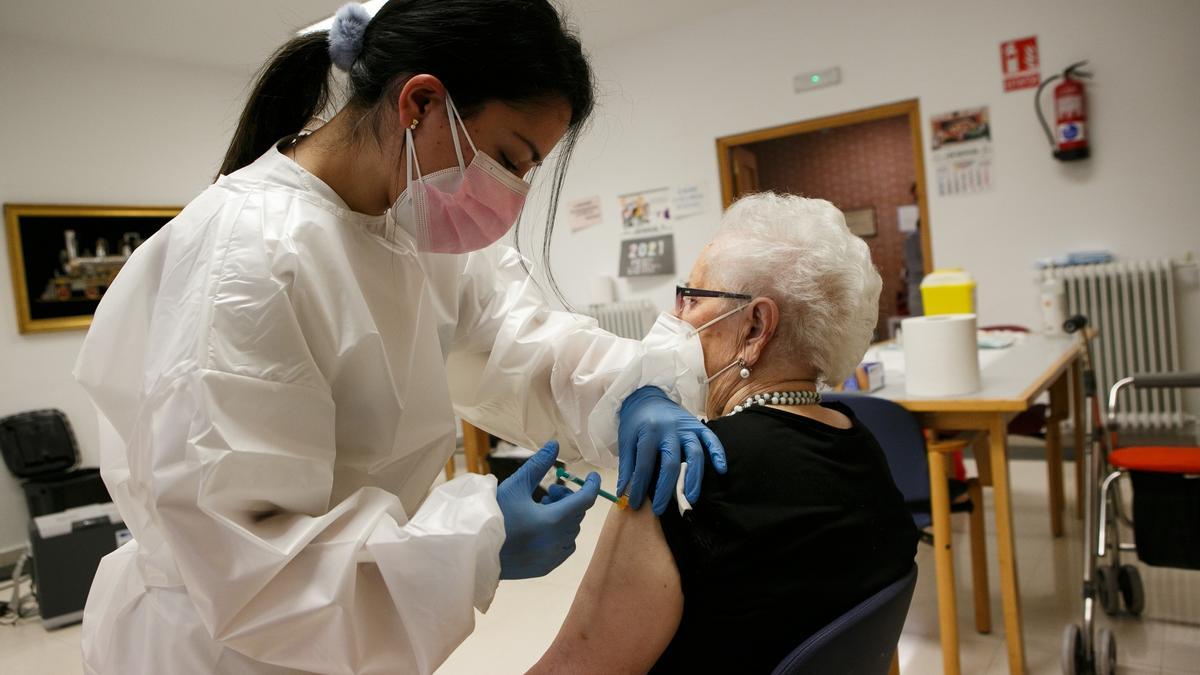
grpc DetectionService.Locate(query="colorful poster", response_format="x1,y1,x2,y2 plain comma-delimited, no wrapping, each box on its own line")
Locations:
930,107,993,197
1000,36,1040,92
619,187,672,237
567,195,603,232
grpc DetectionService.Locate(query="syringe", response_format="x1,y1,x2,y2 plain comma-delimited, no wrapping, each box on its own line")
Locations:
555,467,628,509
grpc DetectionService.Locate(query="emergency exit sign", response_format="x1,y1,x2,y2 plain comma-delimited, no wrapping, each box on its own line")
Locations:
1000,36,1040,92
794,66,841,93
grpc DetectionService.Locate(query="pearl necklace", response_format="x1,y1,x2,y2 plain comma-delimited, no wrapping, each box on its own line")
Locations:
727,390,822,416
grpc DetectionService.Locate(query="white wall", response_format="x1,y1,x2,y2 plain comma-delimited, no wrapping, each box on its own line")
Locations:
544,0,1200,392
2,0,1198,553
0,34,249,551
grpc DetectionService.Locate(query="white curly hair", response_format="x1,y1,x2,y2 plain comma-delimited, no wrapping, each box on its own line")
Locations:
707,192,882,385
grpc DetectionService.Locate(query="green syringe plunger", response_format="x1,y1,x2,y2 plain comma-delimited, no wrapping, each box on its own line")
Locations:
554,467,628,508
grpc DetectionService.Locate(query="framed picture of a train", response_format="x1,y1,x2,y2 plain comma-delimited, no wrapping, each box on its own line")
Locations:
5,204,179,334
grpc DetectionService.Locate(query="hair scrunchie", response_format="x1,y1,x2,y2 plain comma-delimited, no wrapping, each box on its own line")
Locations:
328,3,371,71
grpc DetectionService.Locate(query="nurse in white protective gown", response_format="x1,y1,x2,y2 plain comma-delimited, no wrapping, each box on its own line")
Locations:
73,2,727,674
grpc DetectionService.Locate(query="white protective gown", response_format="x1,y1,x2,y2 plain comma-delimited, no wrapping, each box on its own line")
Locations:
74,145,704,675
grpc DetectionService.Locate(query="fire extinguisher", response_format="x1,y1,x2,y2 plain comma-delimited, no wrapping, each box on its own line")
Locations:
1036,60,1092,161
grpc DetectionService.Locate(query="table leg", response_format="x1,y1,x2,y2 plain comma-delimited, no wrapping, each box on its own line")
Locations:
1046,373,1069,537
973,433,993,487
927,449,961,675
445,457,456,480
967,478,992,634
1071,359,1086,520
988,414,1027,674
461,421,491,474
1044,422,1064,536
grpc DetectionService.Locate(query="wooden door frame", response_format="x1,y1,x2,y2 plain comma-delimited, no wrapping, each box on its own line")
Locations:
715,99,933,274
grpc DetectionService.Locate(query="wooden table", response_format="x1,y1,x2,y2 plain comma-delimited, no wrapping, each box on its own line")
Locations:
868,334,1086,675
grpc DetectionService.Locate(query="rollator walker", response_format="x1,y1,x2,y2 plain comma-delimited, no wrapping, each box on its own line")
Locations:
1061,315,1200,675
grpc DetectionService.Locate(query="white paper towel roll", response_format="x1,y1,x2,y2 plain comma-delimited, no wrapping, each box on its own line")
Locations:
902,314,981,396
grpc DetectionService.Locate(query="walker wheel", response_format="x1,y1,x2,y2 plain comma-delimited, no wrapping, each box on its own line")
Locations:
1060,623,1087,675
1096,566,1121,616
1119,564,1145,616
1096,628,1117,675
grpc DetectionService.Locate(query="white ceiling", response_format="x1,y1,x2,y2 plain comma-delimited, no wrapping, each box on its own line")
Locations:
0,0,744,73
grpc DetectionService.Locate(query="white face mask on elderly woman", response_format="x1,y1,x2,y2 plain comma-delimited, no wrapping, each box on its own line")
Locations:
389,94,531,253
642,303,749,418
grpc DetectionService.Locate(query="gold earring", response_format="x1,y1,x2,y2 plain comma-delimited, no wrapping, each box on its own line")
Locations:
409,118,420,130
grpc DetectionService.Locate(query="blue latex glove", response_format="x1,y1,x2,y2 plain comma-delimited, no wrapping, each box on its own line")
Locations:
497,441,600,580
617,386,728,515
540,483,575,505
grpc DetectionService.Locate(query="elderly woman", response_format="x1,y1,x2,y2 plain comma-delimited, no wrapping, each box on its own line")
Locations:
530,193,919,674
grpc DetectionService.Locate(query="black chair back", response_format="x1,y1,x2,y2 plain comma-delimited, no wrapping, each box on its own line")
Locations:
771,564,917,675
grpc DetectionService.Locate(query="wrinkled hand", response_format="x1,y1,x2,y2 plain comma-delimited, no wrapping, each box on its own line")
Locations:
496,441,599,580
617,386,728,515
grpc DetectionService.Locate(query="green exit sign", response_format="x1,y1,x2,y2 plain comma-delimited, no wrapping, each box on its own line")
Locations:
795,67,842,93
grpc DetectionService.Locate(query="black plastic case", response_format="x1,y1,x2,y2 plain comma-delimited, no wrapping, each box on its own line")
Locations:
0,409,110,518
0,409,79,478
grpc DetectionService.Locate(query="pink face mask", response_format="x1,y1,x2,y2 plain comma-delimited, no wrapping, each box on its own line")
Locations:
389,95,531,254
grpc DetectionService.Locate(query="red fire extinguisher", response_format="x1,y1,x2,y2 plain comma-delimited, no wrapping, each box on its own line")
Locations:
1036,61,1092,161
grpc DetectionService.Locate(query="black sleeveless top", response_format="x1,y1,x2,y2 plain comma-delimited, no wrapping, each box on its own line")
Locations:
650,402,919,674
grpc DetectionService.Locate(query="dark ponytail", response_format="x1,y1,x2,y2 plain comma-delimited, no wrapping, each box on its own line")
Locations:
218,32,332,177
219,0,595,304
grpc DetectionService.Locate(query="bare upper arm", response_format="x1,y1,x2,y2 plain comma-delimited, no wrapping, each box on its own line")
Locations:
529,504,683,674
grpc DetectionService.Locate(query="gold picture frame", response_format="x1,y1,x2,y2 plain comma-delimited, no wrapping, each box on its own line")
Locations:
5,204,179,334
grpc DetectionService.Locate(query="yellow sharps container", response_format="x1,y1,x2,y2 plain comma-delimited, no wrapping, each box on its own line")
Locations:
920,268,976,316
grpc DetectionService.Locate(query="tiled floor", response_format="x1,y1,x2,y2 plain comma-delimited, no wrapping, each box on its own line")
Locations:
2,451,1198,674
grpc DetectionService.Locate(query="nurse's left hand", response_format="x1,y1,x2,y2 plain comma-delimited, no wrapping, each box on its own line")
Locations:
497,441,600,580
617,386,728,515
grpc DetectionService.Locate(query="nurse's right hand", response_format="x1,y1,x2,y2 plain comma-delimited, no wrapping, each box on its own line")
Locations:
497,441,600,580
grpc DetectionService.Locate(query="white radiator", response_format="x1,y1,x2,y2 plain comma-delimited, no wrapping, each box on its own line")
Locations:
1041,259,1186,430
585,300,658,340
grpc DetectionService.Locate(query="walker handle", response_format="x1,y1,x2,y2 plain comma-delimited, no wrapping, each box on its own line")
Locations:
1129,372,1200,389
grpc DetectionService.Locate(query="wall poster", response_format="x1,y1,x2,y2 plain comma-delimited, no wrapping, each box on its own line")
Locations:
930,107,994,197
618,234,675,278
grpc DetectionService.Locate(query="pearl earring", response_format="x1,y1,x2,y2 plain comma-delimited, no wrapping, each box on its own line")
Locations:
738,359,751,379
410,118,420,130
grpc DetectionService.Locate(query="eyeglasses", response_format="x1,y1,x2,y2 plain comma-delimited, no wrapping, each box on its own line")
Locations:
675,285,752,314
